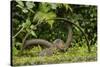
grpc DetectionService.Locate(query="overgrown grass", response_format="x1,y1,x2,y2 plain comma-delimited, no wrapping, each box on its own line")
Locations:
12,44,97,66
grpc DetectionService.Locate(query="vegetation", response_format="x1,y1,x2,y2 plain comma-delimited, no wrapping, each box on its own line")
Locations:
11,1,97,66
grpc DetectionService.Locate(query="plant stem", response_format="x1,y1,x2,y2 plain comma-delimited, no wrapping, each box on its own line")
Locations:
12,27,24,39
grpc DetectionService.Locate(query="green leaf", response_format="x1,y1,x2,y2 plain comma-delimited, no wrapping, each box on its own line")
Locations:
74,27,80,32
39,3,50,13
22,8,28,13
22,23,26,27
22,18,31,28
45,12,56,28
26,1,35,9
31,31,37,37
30,25,37,30
28,9,35,13
26,18,31,26
16,4,23,9
16,0,24,7
63,4,73,12
33,11,56,28
47,20,54,28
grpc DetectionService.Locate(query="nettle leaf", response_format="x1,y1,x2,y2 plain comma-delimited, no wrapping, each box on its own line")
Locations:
31,30,37,37
16,0,24,7
26,1,35,9
22,8,28,13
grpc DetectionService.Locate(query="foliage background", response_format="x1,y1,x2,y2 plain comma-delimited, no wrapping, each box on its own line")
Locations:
11,1,97,66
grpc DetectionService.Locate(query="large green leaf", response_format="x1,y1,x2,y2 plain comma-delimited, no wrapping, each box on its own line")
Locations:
38,3,50,13
33,11,56,27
